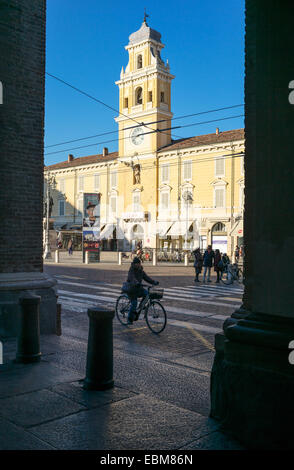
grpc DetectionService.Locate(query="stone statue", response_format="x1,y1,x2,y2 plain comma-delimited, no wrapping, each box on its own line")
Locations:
133,164,141,184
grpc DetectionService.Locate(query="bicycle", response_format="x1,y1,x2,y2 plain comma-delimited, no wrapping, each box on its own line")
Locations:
220,263,244,285
115,284,167,334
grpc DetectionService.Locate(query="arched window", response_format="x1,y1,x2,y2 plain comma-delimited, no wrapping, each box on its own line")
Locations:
212,222,226,233
132,224,144,239
137,54,142,69
135,87,143,105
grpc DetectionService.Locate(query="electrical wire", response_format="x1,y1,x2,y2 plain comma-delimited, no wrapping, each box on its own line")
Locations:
45,104,244,149
45,114,244,156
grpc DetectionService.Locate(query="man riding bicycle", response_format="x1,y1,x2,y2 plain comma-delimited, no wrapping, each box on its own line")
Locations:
123,257,158,325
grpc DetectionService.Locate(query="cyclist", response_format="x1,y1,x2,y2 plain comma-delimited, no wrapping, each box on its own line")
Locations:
124,257,158,325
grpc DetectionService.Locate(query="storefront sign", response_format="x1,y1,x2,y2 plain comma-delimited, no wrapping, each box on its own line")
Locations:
122,211,145,220
83,193,100,262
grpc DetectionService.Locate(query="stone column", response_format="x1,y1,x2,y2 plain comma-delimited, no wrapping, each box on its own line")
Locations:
210,0,294,450
0,0,57,337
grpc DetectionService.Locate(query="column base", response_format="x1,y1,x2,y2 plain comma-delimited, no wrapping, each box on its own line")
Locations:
83,378,114,391
210,313,294,450
0,272,57,337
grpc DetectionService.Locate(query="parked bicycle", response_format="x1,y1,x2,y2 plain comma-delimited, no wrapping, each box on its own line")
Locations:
115,284,167,334
220,263,244,285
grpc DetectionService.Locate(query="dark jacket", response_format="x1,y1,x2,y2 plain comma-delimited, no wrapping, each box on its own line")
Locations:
126,265,155,297
193,250,203,268
214,251,222,271
203,249,215,267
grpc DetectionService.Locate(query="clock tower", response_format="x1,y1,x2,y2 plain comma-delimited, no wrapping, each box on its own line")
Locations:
115,17,175,157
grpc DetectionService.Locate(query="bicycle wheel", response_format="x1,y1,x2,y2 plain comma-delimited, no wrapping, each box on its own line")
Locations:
115,294,131,326
145,300,167,334
220,271,233,285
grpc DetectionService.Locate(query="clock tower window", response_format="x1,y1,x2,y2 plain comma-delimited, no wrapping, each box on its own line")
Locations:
160,92,165,103
135,87,143,105
137,54,143,69
148,91,152,102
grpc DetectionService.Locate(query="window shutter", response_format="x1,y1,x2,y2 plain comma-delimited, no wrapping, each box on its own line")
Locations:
215,158,225,176
59,200,65,216
161,192,169,209
78,176,84,191
161,164,169,183
110,196,116,214
111,172,117,188
94,174,100,190
183,161,192,180
59,179,65,193
133,193,140,211
215,188,224,207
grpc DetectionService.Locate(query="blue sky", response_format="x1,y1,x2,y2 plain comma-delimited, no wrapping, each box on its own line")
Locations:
45,0,245,166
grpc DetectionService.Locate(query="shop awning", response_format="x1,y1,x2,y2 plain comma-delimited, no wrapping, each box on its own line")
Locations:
229,219,243,237
156,221,173,238
100,223,115,239
169,221,188,237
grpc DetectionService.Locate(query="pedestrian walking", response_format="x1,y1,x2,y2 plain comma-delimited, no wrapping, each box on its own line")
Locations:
123,257,158,325
239,245,244,259
214,249,222,283
234,245,240,263
192,248,203,282
68,238,73,255
202,245,215,282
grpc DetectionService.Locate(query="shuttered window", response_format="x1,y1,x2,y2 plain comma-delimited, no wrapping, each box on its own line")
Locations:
161,164,169,183
133,193,140,211
111,172,117,188
59,200,65,216
110,196,117,214
94,174,100,191
183,161,192,180
215,188,225,208
78,176,84,191
215,157,225,176
161,192,169,209
59,179,65,193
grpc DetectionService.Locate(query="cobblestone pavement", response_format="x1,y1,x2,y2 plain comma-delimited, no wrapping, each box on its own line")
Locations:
0,263,245,450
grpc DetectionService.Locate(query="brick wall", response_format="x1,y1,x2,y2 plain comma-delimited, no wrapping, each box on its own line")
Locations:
0,0,46,272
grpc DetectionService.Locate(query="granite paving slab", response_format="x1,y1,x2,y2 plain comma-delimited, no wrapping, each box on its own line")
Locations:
0,416,55,450
46,348,211,416
179,431,245,450
0,389,86,427
50,381,137,409
29,394,219,450
0,361,83,399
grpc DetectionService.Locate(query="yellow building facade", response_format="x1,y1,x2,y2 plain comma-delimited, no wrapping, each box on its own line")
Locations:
45,19,245,258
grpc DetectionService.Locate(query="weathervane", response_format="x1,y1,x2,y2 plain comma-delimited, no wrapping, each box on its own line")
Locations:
144,8,149,24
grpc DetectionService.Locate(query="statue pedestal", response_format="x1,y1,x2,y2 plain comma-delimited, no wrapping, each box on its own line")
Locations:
0,272,57,338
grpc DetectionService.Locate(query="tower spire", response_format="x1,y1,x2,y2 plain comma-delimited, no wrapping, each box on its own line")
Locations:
143,8,149,25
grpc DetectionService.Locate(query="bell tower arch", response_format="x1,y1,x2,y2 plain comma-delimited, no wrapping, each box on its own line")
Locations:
115,17,175,157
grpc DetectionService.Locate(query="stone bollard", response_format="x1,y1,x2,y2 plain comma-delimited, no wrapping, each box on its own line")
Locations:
118,252,122,265
16,293,41,363
152,248,157,266
55,249,59,263
56,303,62,336
85,251,89,264
184,253,188,266
83,306,115,391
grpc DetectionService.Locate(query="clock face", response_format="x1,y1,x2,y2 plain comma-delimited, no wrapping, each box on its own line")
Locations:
130,127,144,146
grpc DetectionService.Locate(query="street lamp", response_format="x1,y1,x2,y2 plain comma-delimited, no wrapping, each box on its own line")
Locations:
43,173,56,259
182,190,193,251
